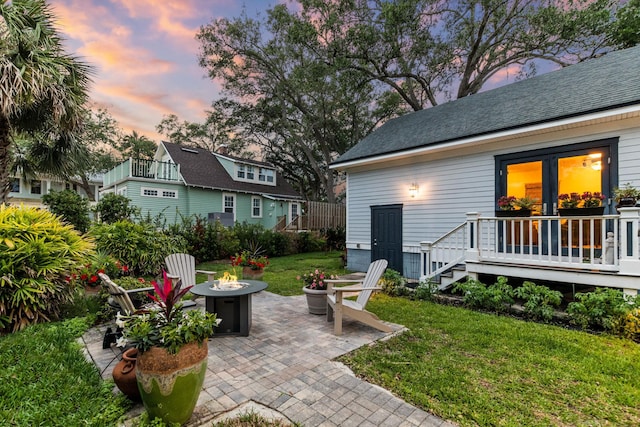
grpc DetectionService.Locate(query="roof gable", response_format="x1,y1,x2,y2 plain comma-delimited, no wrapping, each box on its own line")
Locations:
334,45,640,165
161,142,300,199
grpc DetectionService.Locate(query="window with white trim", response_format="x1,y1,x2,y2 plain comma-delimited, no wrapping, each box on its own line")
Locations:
259,168,274,183
141,187,178,199
30,180,42,195
237,164,245,179
224,193,235,215
252,196,262,218
117,187,127,196
246,165,255,180
10,179,20,193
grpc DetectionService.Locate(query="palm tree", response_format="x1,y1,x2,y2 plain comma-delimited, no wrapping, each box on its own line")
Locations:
0,0,92,203
118,130,157,160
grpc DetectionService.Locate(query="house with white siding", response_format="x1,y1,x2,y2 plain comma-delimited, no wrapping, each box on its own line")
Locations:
331,45,640,295
101,141,302,228
8,174,101,206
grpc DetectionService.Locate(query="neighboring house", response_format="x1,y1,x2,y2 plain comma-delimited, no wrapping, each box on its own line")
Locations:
8,174,101,207
101,141,302,228
331,45,640,295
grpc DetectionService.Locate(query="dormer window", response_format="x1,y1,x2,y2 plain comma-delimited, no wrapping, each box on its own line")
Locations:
259,168,274,183
235,162,276,186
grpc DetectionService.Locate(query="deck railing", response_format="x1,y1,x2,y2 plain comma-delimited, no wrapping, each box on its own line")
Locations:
103,158,180,186
420,208,640,280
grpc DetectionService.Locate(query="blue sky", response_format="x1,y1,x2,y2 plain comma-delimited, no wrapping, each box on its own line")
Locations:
49,0,277,140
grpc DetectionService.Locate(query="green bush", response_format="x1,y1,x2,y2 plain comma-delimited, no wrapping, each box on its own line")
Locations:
380,269,407,296
258,229,294,257
90,220,187,276
294,231,325,253
168,215,240,263
414,280,439,301
94,193,139,223
567,288,637,331
321,226,346,251
513,281,562,322
453,276,514,312
41,189,91,233
0,205,94,332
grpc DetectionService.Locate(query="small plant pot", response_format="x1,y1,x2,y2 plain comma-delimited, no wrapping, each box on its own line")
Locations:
303,286,328,315
242,267,264,280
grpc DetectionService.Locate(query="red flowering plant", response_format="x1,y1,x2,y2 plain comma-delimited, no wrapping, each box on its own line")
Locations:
116,271,220,354
559,192,581,208
68,253,130,288
298,269,337,291
497,196,517,211
581,191,606,208
230,250,270,271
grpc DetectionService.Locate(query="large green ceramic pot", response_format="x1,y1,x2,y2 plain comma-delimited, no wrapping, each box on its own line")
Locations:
136,342,208,424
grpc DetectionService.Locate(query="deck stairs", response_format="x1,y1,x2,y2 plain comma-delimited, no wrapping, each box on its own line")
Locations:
433,264,469,291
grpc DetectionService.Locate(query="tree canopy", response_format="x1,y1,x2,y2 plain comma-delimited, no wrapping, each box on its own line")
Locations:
196,0,629,202
0,0,93,203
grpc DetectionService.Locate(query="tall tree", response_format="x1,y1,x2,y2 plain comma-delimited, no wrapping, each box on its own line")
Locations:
197,6,398,202
156,99,241,154
118,130,157,160
0,0,92,203
298,0,618,111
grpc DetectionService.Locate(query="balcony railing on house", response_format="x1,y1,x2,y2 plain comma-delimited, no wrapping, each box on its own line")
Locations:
103,158,180,186
420,207,640,283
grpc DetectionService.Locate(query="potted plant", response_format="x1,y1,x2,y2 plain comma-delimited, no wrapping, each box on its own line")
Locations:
559,191,606,216
230,250,269,279
116,271,220,424
614,183,640,208
496,196,533,217
299,269,336,315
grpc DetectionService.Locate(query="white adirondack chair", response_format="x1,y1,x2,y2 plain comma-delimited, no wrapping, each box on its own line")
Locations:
164,253,216,287
326,259,393,335
99,272,154,348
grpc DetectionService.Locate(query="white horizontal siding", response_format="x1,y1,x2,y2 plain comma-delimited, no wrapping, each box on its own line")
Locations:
346,121,640,249
347,153,495,247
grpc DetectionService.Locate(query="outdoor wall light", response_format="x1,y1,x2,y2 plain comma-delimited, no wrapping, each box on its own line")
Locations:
409,183,419,198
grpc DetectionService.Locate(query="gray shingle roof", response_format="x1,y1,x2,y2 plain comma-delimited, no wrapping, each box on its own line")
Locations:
162,142,301,199
333,45,640,165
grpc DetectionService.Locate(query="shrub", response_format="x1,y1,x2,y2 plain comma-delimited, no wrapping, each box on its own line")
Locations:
90,221,187,276
321,226,346,251
94,193,139,223
258,229,294,257
168,215,240,263
41,189,91,233
414,280,439,301
453,276,514,312
0,205,94,332
567,288,637,331
513,281,562,322
612,308,640,342
294,231,325,253
380,269,407,296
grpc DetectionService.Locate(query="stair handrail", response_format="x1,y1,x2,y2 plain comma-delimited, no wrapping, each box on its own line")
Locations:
420,222,468,280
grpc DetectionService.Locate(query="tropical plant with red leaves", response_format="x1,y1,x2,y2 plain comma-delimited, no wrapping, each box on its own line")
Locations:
116,271,220,353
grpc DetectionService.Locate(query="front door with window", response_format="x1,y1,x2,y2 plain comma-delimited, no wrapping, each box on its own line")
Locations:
497,138,617,255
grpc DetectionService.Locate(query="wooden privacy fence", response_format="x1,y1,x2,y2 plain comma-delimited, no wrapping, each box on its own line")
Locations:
303,201,346,230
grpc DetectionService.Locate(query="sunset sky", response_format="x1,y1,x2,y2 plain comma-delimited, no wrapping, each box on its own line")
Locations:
48,0,275,141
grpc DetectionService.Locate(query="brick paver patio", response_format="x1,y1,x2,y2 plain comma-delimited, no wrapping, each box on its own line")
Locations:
82,291,455,426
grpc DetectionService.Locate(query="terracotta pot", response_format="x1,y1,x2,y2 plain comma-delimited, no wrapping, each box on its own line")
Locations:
136,342,208,424
112,348,140,401
303,286,328,315
242,266,264,280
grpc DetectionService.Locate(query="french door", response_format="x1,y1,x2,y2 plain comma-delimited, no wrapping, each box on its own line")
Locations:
496,139,617,255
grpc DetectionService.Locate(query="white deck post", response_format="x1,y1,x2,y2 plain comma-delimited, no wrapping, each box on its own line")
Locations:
466,212,480,262
420,241,432,279
618,207,640,275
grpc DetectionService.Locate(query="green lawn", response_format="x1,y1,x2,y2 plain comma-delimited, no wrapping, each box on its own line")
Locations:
2,251,639,426
197,250,348,295
341,294,640,426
